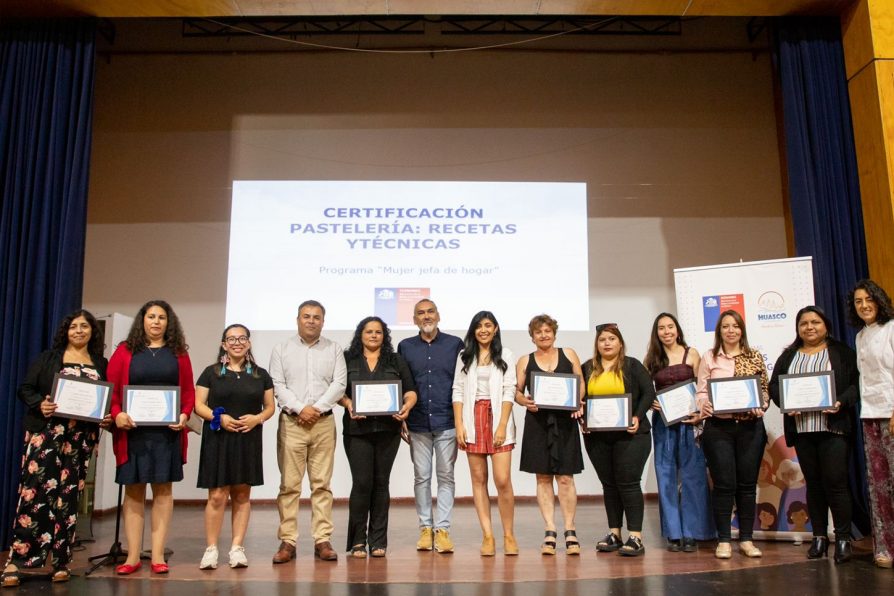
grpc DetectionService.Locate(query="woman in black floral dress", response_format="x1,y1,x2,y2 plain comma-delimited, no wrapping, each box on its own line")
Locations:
2,310,110,586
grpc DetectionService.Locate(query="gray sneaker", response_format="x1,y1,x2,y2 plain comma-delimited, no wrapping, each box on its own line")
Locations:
229,545,248,568
199,545,218,570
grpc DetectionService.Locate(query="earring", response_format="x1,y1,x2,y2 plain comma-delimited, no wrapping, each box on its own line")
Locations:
245,352,253,375
219,353,229,375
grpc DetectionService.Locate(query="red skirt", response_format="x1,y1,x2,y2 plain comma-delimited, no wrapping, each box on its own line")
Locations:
466,399,514,455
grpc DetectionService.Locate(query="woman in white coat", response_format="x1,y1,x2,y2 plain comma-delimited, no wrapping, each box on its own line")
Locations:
453,311,517,557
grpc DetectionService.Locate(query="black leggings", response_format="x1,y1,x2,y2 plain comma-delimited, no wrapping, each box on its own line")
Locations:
343,431,401,551
702,418,766,542
794,431,852,538
584,431,652,532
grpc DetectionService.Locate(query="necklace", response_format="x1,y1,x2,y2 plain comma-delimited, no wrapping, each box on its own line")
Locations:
147,346,163,357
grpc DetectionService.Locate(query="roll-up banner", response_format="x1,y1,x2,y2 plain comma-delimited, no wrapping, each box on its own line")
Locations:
674,257,815,542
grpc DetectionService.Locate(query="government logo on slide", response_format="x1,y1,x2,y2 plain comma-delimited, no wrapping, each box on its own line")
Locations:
702,294,745,332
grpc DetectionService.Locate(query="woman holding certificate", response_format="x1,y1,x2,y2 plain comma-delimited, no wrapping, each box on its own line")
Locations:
768,306,859,563
452,311,518,556
515,314,585,556
194,324,275,570
643,313,714,553
108,300,195,575
339,316,416,558
582,323,655,557
848,280,894,569
2,310,109,587
695,309,769,560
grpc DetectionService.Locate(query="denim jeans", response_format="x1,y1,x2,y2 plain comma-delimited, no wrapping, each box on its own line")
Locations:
409,429,457,529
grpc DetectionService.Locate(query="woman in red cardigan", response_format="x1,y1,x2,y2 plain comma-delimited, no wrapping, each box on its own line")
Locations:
108,300,194,575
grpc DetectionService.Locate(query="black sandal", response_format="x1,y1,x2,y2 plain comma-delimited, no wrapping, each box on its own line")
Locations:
618,535,645,557
349,544,367,559
541,531,558,555
596,532,622,552
564,530,581,556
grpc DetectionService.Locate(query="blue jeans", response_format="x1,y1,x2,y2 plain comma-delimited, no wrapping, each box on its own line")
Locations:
409,429,457,529
652,415,715,540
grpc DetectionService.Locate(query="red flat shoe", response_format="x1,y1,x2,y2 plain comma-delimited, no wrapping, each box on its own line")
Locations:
151,563,169,574
116,562,142,575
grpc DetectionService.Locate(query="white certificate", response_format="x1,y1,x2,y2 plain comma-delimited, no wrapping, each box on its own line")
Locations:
530,372,580,411
353,380,402,416
779,371,836,413
708,376,761,414
585,394,632,431
123,385,180,425
656,380,698,425
51,374,112,423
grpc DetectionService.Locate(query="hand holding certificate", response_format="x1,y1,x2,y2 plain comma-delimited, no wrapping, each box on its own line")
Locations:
352,380,402,416
51,374,113,423
585,394,632,431
779,371,836,413
530,372,580,411
123,385,181,426
707,376,761,414
656,380,698,425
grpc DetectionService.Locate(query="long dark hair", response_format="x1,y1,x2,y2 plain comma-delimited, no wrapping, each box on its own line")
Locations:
589,324,626,380
786,306,834,350
215,323,260,378
643,312,688,375
124,299,188,355
847,279,894,327
345,316,395,362
460,311,508,374
51,309,105,362
711,309,750,356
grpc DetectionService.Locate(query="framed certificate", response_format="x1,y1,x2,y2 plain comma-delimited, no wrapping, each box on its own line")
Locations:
530,372,580,411
352,380,402,416
779,371,836,413
585,394,632,431
50,374,113,423
707,375,761,414
656,380,698,425
123,385,181,426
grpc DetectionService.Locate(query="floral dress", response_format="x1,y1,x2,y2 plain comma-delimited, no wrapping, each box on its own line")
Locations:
6,363,102,570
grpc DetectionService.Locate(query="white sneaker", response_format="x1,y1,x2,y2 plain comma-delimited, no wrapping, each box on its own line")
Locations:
199,545,219,569
229,545,248,568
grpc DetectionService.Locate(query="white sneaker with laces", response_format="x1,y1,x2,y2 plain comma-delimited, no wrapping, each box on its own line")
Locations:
229,545,248,568
199,545,219,569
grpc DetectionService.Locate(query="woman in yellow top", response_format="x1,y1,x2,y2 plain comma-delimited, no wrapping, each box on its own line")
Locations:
582,324,655,556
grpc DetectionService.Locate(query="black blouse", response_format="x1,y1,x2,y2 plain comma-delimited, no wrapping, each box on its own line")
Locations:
343,352,417,436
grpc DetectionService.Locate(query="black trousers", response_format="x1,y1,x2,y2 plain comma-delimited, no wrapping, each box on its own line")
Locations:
793,431,852,539
343,430,401,550
584,431,652,532
701,418,766,542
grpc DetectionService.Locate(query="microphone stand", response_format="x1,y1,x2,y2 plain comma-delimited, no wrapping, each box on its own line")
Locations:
85,484,126,575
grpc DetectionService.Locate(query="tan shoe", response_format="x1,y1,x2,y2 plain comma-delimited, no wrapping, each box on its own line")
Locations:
434,528,454,553
715,542,732,559
504,535,519,556
272,541,296,564
480,535,496,556
874,554,894,568
314,541,338,561
416,527,434,551
738,541,762,558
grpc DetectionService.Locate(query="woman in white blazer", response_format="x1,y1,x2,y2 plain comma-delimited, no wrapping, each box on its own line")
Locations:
453,311,517,556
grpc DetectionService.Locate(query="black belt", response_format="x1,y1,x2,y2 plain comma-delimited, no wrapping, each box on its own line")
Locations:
284,409,332,417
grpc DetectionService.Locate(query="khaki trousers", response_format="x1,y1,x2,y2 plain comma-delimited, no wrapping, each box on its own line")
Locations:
276,412,336,545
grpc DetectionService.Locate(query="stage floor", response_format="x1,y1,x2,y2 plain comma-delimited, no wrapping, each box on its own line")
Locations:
6,500,892,594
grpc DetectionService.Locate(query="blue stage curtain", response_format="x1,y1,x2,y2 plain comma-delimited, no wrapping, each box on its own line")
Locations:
0,19,96,548
774,17,870,537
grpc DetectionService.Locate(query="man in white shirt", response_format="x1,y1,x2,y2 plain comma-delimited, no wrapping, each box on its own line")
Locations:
269,300,346,563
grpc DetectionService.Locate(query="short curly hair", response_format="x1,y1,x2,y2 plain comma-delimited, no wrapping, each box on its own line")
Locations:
527,314,558,337
847,279,894,327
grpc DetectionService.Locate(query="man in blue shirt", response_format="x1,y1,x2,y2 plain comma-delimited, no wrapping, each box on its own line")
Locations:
398,299,463,553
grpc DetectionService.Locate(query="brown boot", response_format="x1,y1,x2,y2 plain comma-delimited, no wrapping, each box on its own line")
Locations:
314,541,338,561
272,541,296,564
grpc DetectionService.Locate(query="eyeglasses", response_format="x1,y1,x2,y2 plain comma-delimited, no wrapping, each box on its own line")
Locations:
224,336,250,345
595,323,618,333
